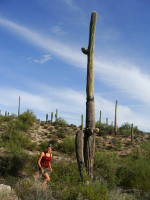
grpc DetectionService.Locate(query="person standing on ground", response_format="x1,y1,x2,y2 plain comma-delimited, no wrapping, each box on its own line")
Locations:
38,144,52,190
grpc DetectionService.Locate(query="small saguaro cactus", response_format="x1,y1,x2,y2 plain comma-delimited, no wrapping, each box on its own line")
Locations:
131,123,133,145
8,112,9,116
114,100,118,136
106,118,108,125
55,109,58,122
5,111,7,117
51,112,53,123
81,114,84,130
18,96,21,116
46,113,48,122
99,110,101,129
0,110,1,115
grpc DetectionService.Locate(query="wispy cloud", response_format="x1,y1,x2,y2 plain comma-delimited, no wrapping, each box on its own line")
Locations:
1,17,150,130
28,54,52,64
0,85,149,131
51,26,68,36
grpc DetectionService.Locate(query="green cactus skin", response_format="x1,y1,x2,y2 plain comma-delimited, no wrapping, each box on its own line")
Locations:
81,11,97,179
131,123,133,145
46,113,48,122
114,100,118,136
51,112,53,123
18,96,20,116
81,114,84,130
55,109,58,122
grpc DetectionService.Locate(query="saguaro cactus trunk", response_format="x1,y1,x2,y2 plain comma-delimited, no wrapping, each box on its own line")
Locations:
82,11,97,179
18,96,20,116
114,100,118,136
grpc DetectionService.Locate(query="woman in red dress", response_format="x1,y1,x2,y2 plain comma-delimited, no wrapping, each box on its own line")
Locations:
38,144,52,190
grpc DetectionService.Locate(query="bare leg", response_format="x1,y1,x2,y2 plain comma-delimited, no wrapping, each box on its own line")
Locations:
42,173,50,190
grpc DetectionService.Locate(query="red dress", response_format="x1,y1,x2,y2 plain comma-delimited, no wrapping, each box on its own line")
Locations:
41,153,51,168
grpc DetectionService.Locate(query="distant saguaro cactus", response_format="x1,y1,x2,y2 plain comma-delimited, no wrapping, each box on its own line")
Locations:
55,109,58,122
76,11,97,180
18,96,20,116
131,123,133,144
81,114,84,130
46,113,48,122
99,110,101,129
51,112,53,123
8,112,9,116
106,118,108,125
0,110,1,115
5,111,7,117
114,100,118,136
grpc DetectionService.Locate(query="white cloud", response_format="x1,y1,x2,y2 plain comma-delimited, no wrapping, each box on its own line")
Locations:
1,18,150,130
28,54,52,64
51,26,68,35
0,85,149,131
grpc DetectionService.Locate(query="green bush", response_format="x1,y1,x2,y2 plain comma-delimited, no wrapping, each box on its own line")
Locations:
58,137,75,155
78,182,108,200
56,128,66,139
95,122,114,135
0,147,29,176
54,117,68,126
18,109,36,128
94,152,119,188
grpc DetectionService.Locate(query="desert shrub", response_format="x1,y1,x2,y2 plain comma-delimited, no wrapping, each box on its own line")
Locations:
0,147,29,176
56,128,66,139
94,152,119,188
49,138,58,150
38,140,49,152
54,117,68,126
58,137,75,155
0,115,13,124
14,178,53,200
18,109,36,128
96,122,114,135
111,138,122,150
78,181,108,200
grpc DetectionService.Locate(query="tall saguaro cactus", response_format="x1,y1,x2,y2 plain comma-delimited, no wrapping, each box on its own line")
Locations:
18,96,20,116
76,11,97,180
114,100,118,136
81,114,84,130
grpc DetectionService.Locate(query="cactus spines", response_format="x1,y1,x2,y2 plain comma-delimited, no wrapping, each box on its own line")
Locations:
55,109,58,122
81,114,84,130
131,123,133,145
51,112,53,123
99,110,101,129
18,96,20,116
114,100,118,136
46,113,48,122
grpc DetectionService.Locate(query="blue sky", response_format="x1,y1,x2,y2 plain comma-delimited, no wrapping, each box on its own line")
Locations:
0,0,150,131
